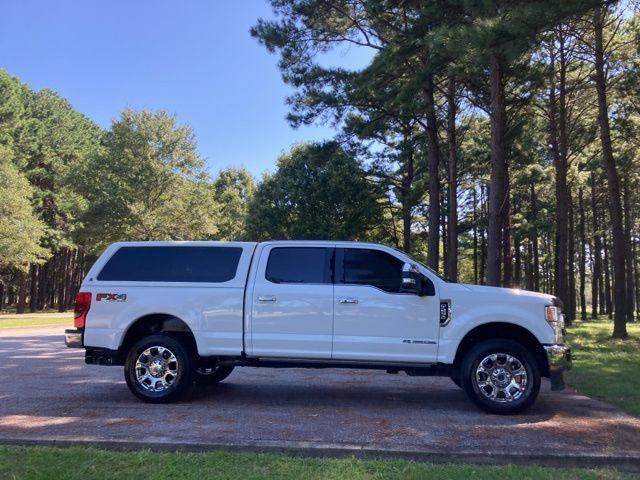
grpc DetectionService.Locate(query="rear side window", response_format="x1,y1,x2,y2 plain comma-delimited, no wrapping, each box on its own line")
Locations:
266,247,333,284
340,248,403,293
97,246,243,283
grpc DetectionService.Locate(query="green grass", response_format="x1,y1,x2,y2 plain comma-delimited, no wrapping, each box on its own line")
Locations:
0,317,71,328
0,307,72,315
566,319,640,417
0,446,630,480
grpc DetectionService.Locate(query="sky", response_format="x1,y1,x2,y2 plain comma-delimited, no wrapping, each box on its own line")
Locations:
0,0,372,177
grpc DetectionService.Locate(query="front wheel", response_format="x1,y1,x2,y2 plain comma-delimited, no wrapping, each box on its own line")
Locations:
461,339,540,415
124,334,194,403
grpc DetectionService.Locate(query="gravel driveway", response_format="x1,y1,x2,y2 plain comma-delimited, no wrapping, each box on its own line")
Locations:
1,326,639,470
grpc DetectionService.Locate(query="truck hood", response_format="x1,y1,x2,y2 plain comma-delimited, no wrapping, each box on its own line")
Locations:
442,282,556,306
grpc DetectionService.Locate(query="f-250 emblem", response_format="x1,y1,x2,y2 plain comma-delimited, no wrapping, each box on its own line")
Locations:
96,293,127,302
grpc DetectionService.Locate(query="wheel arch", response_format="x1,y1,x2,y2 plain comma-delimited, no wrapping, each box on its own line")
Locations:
119,313,198,358
452,322,550,377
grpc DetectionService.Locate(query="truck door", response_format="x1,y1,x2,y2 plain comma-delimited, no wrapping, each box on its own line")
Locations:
332,247,440,363
248,245,334,359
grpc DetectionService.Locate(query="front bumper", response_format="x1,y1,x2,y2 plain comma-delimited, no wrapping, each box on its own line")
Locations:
65,329,83,348
544,344,572,391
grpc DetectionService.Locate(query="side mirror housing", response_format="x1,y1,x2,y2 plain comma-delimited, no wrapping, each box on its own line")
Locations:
420,276,436,297
402,263,436,297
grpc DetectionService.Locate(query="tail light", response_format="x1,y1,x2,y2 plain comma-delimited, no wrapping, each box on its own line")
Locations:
74,292,92,328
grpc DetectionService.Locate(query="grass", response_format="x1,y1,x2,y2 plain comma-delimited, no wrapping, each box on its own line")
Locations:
0,446,630,480
0,307,71,315
0,316,71,328
566,319,640,417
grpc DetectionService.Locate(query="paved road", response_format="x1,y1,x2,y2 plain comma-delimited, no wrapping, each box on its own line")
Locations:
1,326,640,469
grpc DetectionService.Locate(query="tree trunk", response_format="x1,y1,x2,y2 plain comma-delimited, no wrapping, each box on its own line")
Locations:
514,229,522,288
480,184,488,285
473,187,479,285
567,194,576,325
442,195,448,276
29,264,38,313
423,75,441,270
502,191,512,288
446,76,458,282
57,248,68,312
591,172,602,319
16,271,27,314
530,182,541,292
401,129,414,254
550,47,570,314
38,261,48,311
487,52,508,287
579,187,587,321
603,233,612,318
387,192,400,249
623,182,635,322
594,8,627,338
634,236,640,321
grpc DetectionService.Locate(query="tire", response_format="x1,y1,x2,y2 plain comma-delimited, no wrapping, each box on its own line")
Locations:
450,375,462,389
124,334,194,403
461,339,540,415
195,365,235,385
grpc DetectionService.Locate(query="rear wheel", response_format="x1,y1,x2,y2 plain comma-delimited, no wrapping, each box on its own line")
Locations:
461,339,540,415
124,334,194,403
195,365,235,384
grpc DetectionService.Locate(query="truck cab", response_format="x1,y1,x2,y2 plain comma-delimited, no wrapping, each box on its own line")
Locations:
66,240,571,414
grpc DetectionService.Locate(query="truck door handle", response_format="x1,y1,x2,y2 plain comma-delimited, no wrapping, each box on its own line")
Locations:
258,296,277,303
338,297,358,304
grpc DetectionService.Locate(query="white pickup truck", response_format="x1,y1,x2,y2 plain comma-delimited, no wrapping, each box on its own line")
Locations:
65,240,571,414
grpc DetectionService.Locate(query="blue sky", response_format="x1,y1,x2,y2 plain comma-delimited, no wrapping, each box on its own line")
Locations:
0,1,371,177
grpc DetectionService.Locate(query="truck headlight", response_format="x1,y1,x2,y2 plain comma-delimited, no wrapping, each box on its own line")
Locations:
545,305,564,344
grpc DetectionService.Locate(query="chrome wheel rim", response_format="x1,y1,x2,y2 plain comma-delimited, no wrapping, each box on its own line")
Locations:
135,346,179,392
475,352,528,403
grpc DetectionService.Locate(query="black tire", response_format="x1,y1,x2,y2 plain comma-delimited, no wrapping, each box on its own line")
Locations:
195,365,235,385
461,339,540,415
124,334,194,403
450,375,463,389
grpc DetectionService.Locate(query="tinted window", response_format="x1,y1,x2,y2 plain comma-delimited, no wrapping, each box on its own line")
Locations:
266,247,332,284
340,248,403,293
97,246,243,282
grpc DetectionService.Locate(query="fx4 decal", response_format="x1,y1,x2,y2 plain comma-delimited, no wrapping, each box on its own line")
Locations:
96,293,127,302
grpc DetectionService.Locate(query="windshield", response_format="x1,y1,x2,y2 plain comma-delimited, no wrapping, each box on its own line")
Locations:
415,259,453,283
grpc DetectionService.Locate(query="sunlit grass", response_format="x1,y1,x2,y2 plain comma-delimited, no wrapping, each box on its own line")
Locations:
0,446,629,480
566,319,640,416
0,317,71,328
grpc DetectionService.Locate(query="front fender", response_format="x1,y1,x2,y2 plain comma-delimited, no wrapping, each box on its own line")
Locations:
437,302,554,364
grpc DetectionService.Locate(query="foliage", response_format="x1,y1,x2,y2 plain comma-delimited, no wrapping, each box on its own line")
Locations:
246,142,383,241
79,109,218,252
213,167,255,240
0,146,48,270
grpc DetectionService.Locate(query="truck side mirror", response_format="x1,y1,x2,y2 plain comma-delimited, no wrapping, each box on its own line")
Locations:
420,276,436,297
402,263,435,297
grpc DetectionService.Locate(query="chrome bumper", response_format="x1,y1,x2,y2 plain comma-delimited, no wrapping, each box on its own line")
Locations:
545,344,572,391
65,329,83,348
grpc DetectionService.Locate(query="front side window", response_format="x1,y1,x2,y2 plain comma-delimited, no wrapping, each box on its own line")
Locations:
266,247,333,284
340,248,404,293
97,246,243,282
